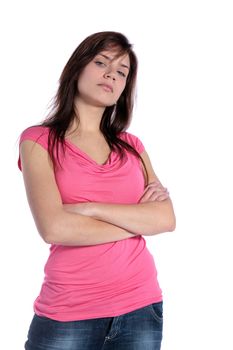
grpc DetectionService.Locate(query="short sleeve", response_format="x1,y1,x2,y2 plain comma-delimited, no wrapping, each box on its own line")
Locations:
18,126,49,170
120,132,145,154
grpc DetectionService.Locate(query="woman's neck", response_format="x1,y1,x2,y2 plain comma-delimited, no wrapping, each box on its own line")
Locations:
71,97,105,134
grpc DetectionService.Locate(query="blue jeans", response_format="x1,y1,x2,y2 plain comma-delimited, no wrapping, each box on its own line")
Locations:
25,301,163,350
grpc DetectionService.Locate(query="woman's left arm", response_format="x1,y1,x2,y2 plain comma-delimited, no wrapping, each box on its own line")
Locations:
65,150,176,236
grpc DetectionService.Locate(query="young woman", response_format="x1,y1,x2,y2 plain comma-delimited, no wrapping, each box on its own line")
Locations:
19,31,175,350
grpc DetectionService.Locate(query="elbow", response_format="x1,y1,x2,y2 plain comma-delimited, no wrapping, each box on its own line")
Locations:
152,219,175,235
42,221,64,245
162,209,176,233
166,216,176,232
32,208,71,245
37,224,56,244
35,217,61,245
162,200,176,233
150,208,176,235
43,232,55,245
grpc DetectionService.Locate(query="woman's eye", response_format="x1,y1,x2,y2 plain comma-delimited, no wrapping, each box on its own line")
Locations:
118,71,126,78
95,60,105,66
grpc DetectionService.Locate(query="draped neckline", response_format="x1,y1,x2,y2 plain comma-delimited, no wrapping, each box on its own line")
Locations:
64,138,113,167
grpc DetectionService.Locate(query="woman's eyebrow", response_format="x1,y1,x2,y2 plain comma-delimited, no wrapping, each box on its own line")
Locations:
98,53,130,70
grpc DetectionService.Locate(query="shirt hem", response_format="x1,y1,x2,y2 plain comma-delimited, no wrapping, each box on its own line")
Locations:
34,296,163,322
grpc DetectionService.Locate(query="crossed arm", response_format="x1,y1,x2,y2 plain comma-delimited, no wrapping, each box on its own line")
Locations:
20,140,175,246
64,189,175,236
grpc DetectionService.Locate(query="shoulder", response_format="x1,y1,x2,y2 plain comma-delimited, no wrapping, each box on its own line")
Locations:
19,125,50,149
119,131,145,154
18,126,50,171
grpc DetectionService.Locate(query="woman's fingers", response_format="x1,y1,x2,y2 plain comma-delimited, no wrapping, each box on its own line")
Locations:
140,182,169,203
153,192,170,202
141,181,160,195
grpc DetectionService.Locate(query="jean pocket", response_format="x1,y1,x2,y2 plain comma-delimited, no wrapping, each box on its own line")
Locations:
148,301,163,323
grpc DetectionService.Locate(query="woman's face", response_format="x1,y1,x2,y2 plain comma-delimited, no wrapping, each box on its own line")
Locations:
77,49,130,107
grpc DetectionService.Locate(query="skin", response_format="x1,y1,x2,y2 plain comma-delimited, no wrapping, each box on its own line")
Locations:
20,48,176,246
65,50,131,165
76,50,130,108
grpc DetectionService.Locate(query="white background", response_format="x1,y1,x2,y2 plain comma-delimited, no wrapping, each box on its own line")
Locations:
1,0,232,349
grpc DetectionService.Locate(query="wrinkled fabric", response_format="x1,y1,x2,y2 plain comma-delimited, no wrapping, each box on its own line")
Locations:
19,126,162,321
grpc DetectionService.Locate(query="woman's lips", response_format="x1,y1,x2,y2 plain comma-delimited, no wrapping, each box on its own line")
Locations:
98,84,113,92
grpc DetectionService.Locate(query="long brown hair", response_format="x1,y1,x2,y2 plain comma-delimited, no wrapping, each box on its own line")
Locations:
42,31,148,182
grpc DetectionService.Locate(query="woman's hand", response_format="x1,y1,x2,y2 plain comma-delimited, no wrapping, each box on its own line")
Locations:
139,181,169,203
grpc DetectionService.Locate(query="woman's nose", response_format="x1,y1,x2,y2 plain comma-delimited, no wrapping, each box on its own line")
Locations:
104,70,116,81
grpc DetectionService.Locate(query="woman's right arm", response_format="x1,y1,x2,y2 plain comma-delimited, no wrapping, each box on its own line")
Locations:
20,140,138,246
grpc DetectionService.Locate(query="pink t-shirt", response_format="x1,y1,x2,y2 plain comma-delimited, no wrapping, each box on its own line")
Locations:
18,126,162,321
